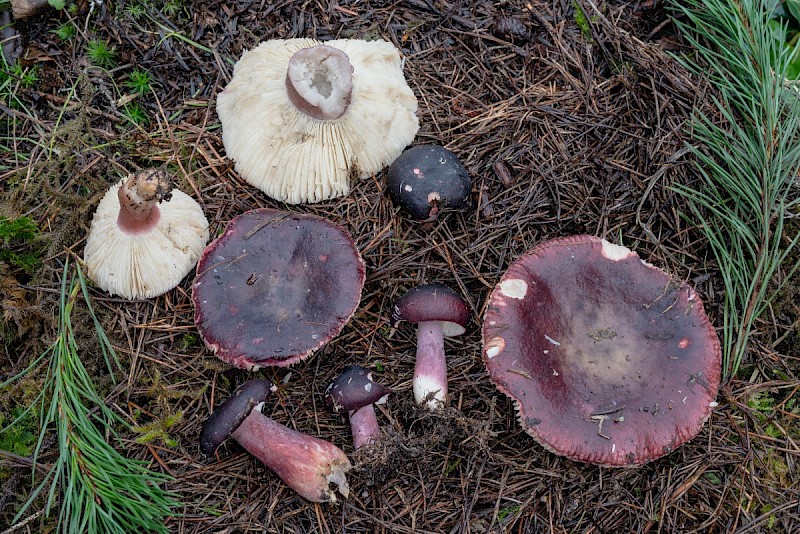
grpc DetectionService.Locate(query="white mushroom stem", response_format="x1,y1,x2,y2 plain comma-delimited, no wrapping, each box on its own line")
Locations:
413,321,448,410
231,407,351,503
285,44,353,120
116,169,173,234
348,405,381,450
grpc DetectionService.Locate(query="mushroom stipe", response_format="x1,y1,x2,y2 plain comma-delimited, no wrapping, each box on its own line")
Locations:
201,380,351,504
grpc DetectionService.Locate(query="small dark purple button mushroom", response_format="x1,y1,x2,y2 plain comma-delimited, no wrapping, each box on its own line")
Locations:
392,284,469,410
324,365,391,449
201,379,351,503
386,145,471,222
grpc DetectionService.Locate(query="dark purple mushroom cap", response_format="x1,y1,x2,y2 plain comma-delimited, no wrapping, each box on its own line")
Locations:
200,379,273,455
482,235,721,467
324,365,391,414
192,208,365,369
386,145,471,220
392,284,469,336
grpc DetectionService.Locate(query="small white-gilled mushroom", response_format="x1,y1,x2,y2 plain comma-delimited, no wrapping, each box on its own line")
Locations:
83,169,209,300
392,284,470,410
216,38,419,204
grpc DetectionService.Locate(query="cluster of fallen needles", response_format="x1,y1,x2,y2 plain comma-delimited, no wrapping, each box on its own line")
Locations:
1,259,178,533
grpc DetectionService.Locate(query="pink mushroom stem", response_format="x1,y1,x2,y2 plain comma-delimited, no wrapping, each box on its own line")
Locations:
231,407,350,503
413,320,448,410
348,405,381,449
116,169,172,234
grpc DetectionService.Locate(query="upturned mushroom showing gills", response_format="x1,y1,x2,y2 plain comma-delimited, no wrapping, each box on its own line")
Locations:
200,379,351,503
392,284,469,410
192,208,365,370
482,235,721,467
324,366,391,449
83,168,209,300
217,38,419,204
386,144,471,221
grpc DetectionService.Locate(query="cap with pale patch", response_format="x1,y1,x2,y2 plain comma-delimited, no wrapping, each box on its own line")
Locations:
83,171,209,300
217,38,419,204
482,235,721,467
324,365,391,415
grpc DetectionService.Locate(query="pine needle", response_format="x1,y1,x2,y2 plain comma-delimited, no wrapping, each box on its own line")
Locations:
7,259,179,533
669,0,800,381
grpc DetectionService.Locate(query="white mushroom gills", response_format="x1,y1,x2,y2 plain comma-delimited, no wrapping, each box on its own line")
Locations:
83,170,209,300
216,38,419,204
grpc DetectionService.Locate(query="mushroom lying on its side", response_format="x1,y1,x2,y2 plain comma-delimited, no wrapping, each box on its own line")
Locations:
201,379,351,504
83,169,209,300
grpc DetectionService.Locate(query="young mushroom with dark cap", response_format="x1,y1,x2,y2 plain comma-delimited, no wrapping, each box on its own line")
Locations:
84,168,209,300
200,379,351,503
386,144,471,223
392,284,469,410
325,365,391,450
217,38,419,204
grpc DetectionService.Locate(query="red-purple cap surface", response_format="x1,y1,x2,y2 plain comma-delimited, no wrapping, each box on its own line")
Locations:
482,235,721,467
192,209,365,369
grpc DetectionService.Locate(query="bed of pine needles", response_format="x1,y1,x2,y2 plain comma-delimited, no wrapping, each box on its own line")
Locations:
1,1,798,532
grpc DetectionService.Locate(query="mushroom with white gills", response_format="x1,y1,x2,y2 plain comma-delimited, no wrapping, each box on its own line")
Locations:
386,144,471,223
324,365,391,450
200,379,351,504
83,168,209,300
216,38,419,204
392,284,469,410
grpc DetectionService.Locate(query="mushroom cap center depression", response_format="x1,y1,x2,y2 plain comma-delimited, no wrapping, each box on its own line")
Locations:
193,209,364,368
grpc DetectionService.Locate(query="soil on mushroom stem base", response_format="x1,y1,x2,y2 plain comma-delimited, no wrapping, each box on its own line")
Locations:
1,1,798,532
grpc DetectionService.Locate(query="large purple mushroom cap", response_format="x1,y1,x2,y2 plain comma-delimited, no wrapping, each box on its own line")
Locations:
192,208,365,369
482,235,721,467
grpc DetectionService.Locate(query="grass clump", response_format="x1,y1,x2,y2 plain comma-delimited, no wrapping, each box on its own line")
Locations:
86,39,117,69
122,101,148,125
125,68,153,95
0,216,44,274
51,23,77,41
2,260,179,533
670,0,800,381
